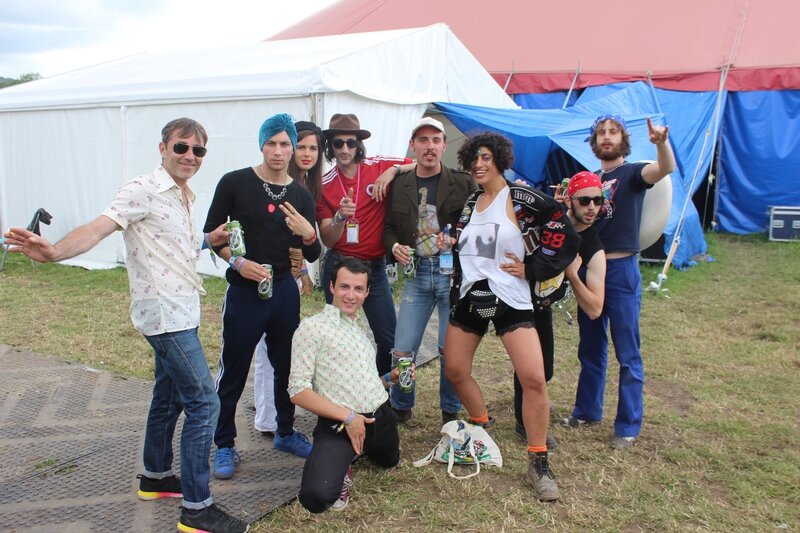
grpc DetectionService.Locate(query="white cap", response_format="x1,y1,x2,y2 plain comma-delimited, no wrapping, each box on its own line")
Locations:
411,116,445,138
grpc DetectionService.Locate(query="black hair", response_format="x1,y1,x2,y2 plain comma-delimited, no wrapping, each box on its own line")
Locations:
457,132,514,174
331,256,371,288
288,129,324,201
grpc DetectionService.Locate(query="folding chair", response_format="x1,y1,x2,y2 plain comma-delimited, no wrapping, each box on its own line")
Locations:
0,208,53,272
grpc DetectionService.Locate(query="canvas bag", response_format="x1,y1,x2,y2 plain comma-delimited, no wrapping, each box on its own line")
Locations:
412,420,503,479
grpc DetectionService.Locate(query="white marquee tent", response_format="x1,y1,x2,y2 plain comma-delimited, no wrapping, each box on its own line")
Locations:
0,23,515,275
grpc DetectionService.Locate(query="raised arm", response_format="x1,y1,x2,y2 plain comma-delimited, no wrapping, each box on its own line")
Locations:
642,117,676,185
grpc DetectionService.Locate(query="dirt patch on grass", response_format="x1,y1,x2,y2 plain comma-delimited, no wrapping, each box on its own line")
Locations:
646,378,694,417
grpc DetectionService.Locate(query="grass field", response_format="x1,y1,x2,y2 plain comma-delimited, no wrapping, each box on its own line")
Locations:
1,232,798,532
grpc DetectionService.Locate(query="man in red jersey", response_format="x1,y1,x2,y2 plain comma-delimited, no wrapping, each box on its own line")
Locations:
316,113,411,375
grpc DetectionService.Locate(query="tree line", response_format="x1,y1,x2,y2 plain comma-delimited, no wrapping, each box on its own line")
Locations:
0,73,42,88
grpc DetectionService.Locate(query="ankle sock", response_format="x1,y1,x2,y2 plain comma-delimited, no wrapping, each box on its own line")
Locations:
468,410,490,424
528,445,547,454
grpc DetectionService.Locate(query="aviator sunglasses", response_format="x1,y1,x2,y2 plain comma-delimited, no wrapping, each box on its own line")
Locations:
573,196,604,207
173,142,208,157
332,138,358,149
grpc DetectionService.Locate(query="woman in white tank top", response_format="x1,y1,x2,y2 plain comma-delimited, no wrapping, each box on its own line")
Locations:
442,132,559,502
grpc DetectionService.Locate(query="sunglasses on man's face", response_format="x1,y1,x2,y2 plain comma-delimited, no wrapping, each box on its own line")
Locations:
332,138,358,149
573,195,604,207
173,142,207,157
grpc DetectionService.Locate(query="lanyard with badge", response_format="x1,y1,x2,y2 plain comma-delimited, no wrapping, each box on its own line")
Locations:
337,166,361,244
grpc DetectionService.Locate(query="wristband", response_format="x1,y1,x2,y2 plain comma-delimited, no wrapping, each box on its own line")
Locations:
343,410,356,426
201,233,211,250
384,372,392,385
302,232,317,245
229,256,245,271
333,210,347,225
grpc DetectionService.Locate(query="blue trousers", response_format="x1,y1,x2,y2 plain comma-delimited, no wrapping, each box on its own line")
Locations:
321,249,396,375
572,255,644,437
214,276,300,447
390,256,461,414
143,328,220,508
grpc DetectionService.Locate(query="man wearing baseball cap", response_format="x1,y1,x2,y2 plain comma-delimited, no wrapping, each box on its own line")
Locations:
382,116,476,424
316,113,412,376
561,115,675,450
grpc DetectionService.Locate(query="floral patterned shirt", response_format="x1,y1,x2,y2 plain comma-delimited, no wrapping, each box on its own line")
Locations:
289,304,388,413
102,166,205,336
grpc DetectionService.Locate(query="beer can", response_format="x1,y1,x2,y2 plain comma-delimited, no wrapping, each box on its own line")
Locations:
398,357,414,393
227,220,247,256
403,249,416,278
257,263,273,300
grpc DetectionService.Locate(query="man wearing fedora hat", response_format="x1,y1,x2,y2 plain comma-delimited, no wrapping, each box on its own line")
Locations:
317,113,411,376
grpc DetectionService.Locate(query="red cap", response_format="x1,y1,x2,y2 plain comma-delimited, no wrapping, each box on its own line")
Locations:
566,171,602,197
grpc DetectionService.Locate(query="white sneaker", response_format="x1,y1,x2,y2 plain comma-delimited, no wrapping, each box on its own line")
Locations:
330,467,353,511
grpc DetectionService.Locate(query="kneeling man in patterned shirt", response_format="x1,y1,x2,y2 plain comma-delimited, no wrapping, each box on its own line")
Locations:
289,256,410,513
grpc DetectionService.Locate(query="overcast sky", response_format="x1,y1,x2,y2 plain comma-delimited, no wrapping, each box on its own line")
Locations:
0,0,339,78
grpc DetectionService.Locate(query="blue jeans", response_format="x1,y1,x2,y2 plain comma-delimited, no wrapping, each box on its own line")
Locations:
143,328,220,508
390,256,461,413
572,255,643,437
322,249,396,375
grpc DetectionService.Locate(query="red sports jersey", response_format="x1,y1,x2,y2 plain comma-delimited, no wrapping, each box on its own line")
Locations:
317,156,411,259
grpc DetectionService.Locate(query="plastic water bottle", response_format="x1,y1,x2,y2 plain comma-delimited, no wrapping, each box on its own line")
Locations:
439,224,453,275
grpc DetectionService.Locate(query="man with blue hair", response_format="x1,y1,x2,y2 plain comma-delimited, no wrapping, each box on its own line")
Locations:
562,114,674,450
204,113,321,477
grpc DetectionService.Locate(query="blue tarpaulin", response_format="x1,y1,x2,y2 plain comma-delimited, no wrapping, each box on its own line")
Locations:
436,81,713,269
717,90,800,234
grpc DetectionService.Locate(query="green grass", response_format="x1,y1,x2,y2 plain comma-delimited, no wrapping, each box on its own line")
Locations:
1,233,798,531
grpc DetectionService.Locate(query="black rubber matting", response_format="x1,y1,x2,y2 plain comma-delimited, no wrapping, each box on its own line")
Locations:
0,344,313,532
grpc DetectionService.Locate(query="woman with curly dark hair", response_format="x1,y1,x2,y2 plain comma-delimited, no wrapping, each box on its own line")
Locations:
443,132,578,502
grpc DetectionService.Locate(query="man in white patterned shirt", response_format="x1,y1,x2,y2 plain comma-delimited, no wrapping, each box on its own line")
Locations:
289,256,411,513
4,118,248,533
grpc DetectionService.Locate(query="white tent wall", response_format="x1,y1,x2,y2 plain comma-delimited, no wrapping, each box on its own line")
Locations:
0,107,127,267
0,24,515,277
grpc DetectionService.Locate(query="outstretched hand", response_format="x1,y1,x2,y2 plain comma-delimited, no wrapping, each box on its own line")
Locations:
2,227,57,263
647,117,670,145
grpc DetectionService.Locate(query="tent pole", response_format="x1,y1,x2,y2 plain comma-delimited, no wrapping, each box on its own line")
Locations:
711,0,748,230
646,71,664,116
649,66,728,291
562,64,580,109
650,0,746,290
502,65,515,93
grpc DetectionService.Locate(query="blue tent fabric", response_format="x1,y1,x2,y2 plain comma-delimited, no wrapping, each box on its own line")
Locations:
513,91,578,109
717,90,800,234
435,81,710,269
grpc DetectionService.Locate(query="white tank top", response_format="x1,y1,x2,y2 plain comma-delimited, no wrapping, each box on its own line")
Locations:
458,186,533,310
